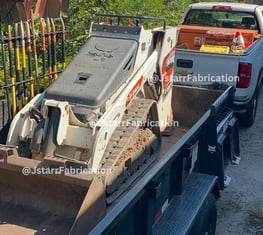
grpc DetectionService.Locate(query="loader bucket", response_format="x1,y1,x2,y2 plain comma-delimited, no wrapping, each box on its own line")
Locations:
0,148,106,234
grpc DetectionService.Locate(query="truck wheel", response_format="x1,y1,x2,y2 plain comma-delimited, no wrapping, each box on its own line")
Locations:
189,193,217,235
238,88,259,127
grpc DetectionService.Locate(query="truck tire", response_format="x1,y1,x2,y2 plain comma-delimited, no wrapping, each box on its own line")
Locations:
238,88,259,127
189,193,217,235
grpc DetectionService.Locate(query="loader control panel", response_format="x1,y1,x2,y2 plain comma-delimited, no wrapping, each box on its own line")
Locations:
91,13,166,36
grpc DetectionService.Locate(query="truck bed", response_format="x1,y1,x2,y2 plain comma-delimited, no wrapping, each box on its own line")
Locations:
177,25,258,51
0,85,229,235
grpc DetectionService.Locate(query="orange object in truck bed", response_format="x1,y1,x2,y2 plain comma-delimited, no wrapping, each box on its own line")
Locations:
176,25,258,50
205,31,236,47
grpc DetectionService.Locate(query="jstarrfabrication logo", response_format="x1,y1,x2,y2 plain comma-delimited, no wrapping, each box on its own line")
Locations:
173,73,239,83
22,166,112,176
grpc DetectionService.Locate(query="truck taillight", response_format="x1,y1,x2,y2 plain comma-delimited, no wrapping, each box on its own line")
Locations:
237,63,252,88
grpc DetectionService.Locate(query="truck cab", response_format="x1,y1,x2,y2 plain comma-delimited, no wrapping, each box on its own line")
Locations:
175,2,263,127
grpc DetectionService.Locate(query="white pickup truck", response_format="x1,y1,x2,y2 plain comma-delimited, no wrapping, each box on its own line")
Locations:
174,2,263,127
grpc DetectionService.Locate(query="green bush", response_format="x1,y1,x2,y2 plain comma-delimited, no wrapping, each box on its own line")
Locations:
0,70,6,100
249,199,263,234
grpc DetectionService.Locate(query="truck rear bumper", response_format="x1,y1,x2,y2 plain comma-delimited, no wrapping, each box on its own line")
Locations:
234,96,250,113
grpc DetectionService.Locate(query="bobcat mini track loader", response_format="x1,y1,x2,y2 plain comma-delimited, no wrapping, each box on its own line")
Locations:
0,14,176,233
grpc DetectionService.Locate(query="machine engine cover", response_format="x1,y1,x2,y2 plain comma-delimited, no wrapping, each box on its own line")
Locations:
45,36,138,107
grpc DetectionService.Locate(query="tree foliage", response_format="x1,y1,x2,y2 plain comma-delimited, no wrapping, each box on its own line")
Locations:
65,0,194,58
65,0,109,57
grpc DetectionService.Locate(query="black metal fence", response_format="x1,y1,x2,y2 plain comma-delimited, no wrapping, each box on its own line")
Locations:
0,100,9,143
0,17,66,143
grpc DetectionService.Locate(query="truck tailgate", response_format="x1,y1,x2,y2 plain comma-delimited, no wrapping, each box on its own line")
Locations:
174,49,239,86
